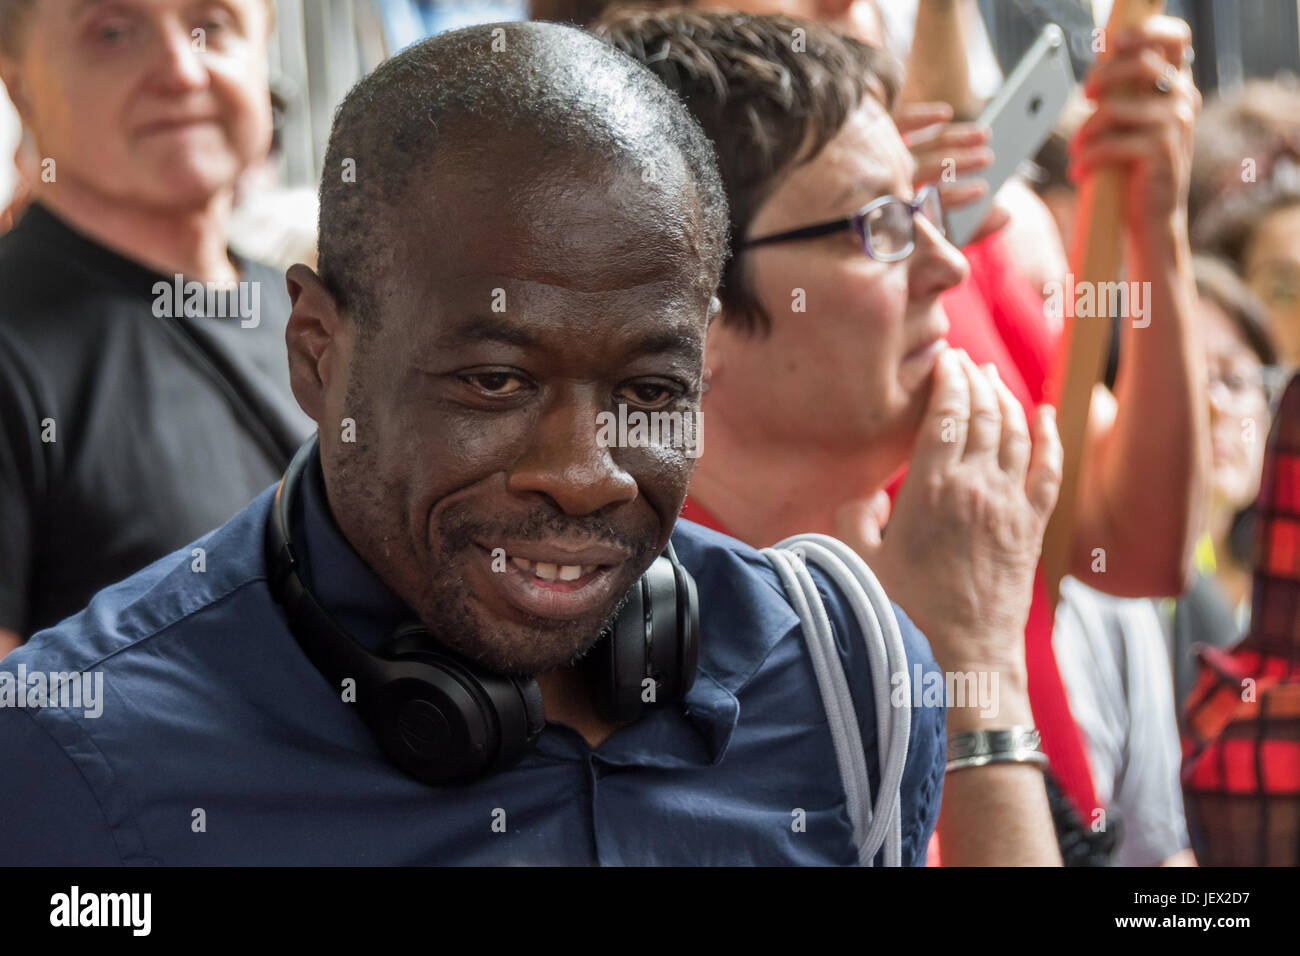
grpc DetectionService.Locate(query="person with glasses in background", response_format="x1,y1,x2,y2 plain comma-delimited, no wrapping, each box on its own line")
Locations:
740,183,945,263
600,7,1208,864
601,8,1063,865
1164,256,1281,721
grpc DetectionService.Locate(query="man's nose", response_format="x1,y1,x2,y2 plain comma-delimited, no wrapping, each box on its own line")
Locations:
909,213,969,300
146,23,210,93
506,394,639,516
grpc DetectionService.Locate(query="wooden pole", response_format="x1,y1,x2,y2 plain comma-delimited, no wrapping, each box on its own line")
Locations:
1042,0,1166,605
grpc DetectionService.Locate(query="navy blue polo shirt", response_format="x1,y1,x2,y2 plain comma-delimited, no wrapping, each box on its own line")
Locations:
0,455,945,865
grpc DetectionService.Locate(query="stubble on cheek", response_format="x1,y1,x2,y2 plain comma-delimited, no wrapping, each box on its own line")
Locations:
329,361,670,674
420,504,645,677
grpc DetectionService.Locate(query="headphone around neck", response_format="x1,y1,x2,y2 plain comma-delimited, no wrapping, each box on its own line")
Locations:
265,437,699,786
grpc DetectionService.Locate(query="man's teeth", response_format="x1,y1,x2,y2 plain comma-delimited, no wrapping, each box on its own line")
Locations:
508,556,597,581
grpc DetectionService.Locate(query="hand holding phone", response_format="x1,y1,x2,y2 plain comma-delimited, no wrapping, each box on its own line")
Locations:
943,24,1076,248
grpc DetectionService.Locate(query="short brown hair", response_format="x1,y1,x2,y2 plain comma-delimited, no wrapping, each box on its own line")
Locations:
1190,78,1300,232
1193,182,1300,277
595,7,902,334
1193,254,1277,367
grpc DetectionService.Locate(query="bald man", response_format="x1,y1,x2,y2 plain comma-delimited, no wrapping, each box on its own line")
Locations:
0,22,944,866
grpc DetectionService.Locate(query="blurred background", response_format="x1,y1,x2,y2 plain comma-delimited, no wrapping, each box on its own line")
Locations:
2,0,1297,208
3,0,1299,867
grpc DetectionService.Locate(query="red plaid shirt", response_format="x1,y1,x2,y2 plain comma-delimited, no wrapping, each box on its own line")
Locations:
1182,371,1300,866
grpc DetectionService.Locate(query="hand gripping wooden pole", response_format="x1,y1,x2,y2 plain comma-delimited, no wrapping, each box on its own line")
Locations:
1041,0,1165,606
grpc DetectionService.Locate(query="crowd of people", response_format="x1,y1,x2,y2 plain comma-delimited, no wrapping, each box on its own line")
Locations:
0,0,1296,866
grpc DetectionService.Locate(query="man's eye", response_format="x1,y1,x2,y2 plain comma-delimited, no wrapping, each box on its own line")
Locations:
616,382,677,407
465,372,525,395
95,20,131,45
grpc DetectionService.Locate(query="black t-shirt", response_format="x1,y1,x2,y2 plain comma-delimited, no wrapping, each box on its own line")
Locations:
0,203,314,635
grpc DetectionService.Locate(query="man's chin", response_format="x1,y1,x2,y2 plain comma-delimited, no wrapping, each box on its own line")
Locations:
438,611,616,678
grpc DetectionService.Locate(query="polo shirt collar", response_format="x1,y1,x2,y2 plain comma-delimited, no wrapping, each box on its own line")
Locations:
294,448,412,653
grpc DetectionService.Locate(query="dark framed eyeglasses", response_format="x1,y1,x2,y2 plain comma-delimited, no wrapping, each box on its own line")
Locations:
740,184,945,262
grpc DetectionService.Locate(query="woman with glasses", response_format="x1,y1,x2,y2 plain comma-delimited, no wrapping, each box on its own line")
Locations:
1165,257,1280,721
599,7,1207,865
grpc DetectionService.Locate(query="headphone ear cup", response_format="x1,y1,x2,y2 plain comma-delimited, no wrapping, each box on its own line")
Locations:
642,554,682,701
588,551,700,723
377,625,544,784
518,675,546,739
673,557,700,698
589,576,649,723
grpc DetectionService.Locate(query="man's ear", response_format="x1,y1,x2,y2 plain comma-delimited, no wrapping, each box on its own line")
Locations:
285,263,350,426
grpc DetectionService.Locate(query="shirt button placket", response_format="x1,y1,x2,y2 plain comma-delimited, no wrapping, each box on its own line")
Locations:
588,755,612,866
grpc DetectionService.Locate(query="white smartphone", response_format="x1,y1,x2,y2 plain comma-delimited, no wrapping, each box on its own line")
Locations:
944,23,1076,248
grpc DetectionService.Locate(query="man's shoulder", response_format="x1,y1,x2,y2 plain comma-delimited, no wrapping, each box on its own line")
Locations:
3,485,280,677
670,518,934,688
670,519,801,689
0,234,135,380
671,519,944,865
670,517,789,598
0,211,110,310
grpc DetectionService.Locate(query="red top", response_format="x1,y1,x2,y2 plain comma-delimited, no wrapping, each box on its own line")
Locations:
1182,372,1300,865
685,229,1099,833
937,231,1099,823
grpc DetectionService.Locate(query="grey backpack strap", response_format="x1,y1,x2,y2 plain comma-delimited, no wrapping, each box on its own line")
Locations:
762,534,911,866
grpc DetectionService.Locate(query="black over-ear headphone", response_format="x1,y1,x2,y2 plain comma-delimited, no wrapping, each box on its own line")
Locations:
265,437,699,786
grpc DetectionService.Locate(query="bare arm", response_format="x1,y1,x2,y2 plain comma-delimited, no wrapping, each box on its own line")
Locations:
904,0,978,119
1068,18,1208,597
937,682,1062,866
0,627,22,660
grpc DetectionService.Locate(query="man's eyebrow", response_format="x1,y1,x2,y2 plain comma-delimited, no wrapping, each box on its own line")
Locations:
444,317,539,348
631,329,703,359
440,319,700,359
